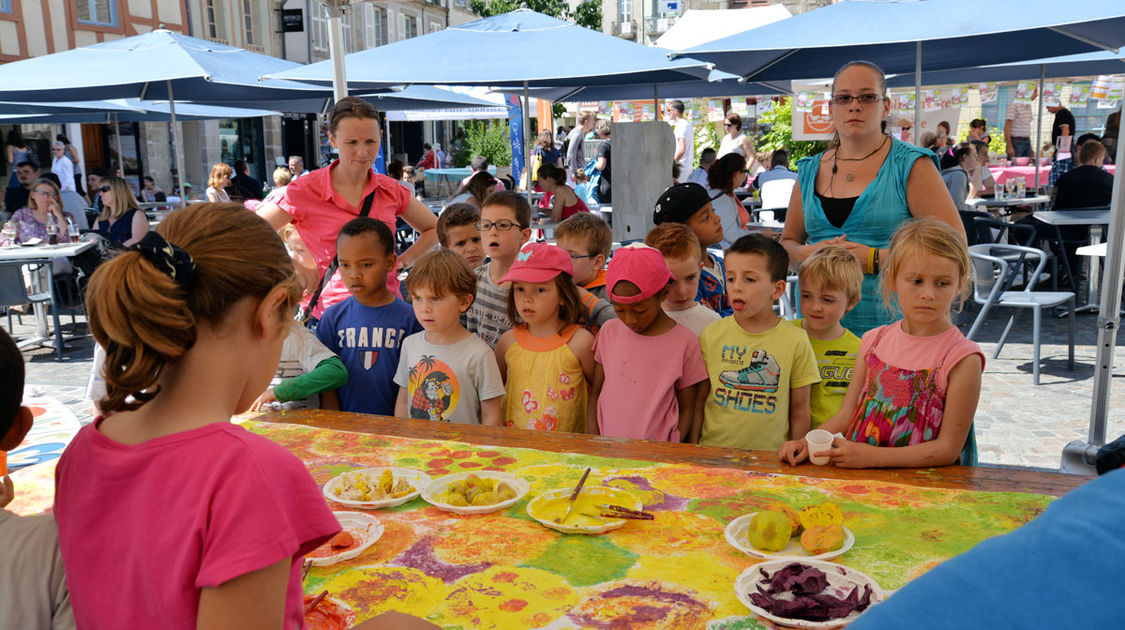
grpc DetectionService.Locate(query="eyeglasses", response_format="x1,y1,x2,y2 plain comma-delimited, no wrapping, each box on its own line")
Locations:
99,186,111,193
568,253,596,262
476,219,523,232
830,94,883,106
31,189,53,196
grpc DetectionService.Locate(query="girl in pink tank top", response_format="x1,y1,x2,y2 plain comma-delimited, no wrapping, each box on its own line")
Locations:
779,218,983,469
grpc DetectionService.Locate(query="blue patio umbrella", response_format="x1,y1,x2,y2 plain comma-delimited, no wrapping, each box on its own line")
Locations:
0,99,278,123
265,9,714,90
884,51,1125,88
675,0,1125,83
0,29,337,194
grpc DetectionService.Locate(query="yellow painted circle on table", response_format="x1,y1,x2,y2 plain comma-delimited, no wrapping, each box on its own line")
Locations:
317,566,445,621
627,553,749,619
434,566,578,630
611,511,735,560
568,579,714,629
428,515,557,566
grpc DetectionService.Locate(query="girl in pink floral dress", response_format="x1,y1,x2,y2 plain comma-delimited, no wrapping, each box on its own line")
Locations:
494,243,595,433
780,218,983,468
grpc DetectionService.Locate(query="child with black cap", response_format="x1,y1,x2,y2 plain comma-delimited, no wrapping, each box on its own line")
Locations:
652,182,731,316
588,244,709,442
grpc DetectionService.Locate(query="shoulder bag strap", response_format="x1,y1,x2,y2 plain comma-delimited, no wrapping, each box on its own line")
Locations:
300,190,377,324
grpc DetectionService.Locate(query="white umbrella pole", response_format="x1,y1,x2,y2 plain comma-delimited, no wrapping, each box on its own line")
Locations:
113,112,124,179
913,41,921,145
1063,101,1125,472
1034,64,1044,190
167,80,184,208
326,0,348,102
523,81,531,206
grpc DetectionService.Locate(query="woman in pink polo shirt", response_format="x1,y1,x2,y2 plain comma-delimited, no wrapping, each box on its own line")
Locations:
258,97,438,318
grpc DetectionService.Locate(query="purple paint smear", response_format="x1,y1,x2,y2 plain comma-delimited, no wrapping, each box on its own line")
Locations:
604,475,689,511
569,583,709,629
388,537,490,583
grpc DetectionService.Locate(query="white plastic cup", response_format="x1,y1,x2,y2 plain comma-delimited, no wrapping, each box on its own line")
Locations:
806,429,834,465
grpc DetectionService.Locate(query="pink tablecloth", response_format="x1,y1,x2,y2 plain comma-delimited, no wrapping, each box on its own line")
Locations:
990,164,1117,188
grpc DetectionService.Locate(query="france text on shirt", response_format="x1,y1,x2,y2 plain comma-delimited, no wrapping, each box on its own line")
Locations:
335,326,410,349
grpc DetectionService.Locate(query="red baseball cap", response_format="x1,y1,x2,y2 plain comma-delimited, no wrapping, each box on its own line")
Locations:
607,243,673,304
499,242,574,284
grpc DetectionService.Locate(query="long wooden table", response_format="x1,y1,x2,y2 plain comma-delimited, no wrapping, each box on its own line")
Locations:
242,409,1086,629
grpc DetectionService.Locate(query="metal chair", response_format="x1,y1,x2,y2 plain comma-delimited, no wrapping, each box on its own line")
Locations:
971,216,1056,291
967,244,1074,385
0,260,65,360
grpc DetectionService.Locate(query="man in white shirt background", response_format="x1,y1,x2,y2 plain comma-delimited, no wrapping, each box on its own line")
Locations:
667,100,694,181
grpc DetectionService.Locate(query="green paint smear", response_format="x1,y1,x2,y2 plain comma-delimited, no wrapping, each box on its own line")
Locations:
521,535,638,587
708,615,772,630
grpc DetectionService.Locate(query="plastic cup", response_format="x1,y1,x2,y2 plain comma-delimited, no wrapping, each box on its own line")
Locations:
806,429,834,465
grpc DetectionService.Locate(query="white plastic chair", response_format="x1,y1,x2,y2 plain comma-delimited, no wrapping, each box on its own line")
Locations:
759,178,796,213
967,244,1074,385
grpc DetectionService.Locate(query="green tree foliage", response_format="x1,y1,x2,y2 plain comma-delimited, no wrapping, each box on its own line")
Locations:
455,120,512,168
470,0,603,30
755,98,830,168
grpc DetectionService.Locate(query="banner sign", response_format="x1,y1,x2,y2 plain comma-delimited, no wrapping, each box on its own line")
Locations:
791,82,834,140
978,83,998,104
505,95,524,185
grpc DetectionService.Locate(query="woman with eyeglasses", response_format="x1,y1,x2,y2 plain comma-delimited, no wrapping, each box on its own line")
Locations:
708,152,752,249
256,96,437,321
95,177,148,247
717,112,756,168
780,60,963,335
1,178,75,246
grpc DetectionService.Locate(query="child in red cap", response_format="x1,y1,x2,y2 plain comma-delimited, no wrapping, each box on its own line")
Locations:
494,243,595,432
588,244,709,442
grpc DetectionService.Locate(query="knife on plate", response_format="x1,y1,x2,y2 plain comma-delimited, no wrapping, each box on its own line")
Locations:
558,467,591,524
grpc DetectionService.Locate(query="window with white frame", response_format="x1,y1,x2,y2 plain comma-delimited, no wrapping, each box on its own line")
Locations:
311,6,328,52
75,0,118,27
372,7,388,47
618,0,631,20
403,14,418,39
429,20,441,34
454,0,467,7
204,0,226,39
242,0,255,45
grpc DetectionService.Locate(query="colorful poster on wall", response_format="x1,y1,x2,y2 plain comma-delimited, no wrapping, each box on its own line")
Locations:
950,86,968,105
922,90,938,112
1106,76,1125,102
640,103,655,122
791,82,834,140
796,91,814,111
731,100,750,117
707,100,725,122
596,101,612,119
1070,82,1091,106
615,101,636,122
894,91,915,116
1090,75,1113,100
756,99,775,115
1042,83,1062,107
978,83,998,104
1014,82,1036,103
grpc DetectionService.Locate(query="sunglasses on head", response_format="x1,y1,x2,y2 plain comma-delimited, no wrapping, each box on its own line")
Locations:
99,185,111,193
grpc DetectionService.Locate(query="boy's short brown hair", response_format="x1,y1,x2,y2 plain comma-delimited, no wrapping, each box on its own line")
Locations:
644,223,702,262
726,234,789,282
482,190,532,228
555,213,612,258
406,249,477,303
436,202,480,247
798,246,864,306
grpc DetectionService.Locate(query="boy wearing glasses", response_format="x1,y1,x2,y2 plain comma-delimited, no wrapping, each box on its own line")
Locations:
464,191,532,348
553,213,616,334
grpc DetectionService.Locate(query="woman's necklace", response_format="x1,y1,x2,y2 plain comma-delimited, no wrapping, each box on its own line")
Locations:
832,135,889,183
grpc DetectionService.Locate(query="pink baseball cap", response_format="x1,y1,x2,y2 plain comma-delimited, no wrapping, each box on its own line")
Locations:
499,242,574,284
607,243,673,304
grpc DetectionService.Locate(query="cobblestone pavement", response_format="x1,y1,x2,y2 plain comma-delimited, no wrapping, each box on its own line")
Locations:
9,300,1124,474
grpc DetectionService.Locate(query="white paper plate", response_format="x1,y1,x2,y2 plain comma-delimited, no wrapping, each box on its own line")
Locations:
725,512,855,561
421,471,530,515
306,511,384,567
526,485,644,535
322,467,430,509
734,558,883,629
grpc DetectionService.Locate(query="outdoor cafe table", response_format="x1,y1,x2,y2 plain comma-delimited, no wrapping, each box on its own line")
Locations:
990,164,1117,189
1031,209,1112,314
0,240,91,351
965,194,1052,215
235,409,1079,628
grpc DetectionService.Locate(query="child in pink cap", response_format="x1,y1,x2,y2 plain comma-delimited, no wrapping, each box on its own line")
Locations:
589,244,709,442
494,243,595,432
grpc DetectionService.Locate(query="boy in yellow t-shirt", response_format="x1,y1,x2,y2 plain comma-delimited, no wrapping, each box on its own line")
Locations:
697,235,820,450
789,246,863,428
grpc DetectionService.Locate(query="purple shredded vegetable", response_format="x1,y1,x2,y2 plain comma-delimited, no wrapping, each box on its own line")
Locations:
748,563,874,622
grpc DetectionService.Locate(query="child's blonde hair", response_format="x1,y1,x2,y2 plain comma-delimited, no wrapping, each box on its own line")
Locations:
406,250,477,304
555,213,612,258
880,218,971,309
644,223,703,263
799,246,864,306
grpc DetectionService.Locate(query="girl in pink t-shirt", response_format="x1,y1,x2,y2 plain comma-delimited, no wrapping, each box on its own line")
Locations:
780,219,984,468
53,204,420,629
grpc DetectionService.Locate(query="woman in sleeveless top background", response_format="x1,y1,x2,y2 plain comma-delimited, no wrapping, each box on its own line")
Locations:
780,60,963,336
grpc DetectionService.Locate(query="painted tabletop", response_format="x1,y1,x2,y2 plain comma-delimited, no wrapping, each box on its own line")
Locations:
243,409,1083,630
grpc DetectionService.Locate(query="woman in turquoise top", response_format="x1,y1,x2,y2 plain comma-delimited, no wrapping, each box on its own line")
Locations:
781,61,963,336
